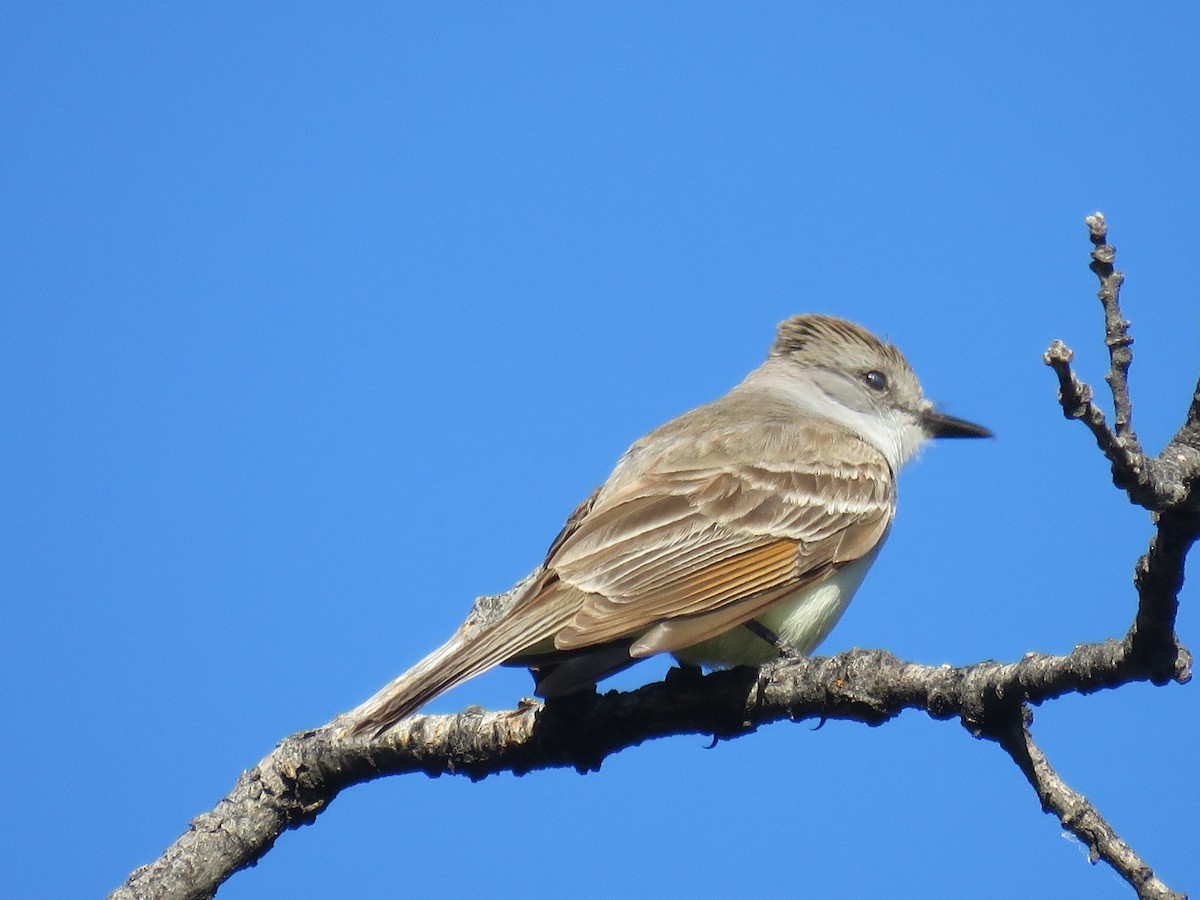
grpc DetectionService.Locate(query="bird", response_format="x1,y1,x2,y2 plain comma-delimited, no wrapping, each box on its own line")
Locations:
347,314,990,736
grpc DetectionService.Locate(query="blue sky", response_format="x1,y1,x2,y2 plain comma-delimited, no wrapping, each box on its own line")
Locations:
3,4,1198,898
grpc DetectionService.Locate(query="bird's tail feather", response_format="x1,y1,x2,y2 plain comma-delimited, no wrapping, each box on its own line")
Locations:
346,635,483,737
345,583,577,737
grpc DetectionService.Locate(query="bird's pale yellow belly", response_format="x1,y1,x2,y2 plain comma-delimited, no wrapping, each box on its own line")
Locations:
672,543,883,668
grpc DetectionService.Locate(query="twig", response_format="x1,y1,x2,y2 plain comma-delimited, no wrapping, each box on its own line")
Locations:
1086,213,1139,446
1043,339,1142,479
1044,213,1200,513
988,707,1184,900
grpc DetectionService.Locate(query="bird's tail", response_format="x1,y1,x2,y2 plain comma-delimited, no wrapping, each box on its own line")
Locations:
345,633,486,737
344,580,578,737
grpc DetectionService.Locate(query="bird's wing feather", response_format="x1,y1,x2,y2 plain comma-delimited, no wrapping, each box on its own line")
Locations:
550,418,894,650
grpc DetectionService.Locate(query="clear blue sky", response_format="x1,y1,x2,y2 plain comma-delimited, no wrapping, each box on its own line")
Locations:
3,5,1197,898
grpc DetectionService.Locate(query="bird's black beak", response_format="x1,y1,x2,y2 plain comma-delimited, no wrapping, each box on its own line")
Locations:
921,408,993,439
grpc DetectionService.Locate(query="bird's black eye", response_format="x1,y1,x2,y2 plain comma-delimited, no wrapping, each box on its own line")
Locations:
861,370,888,392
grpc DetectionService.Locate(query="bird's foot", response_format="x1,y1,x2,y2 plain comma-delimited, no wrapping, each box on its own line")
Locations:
742,620,804,659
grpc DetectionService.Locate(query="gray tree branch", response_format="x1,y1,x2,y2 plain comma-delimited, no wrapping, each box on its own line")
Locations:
989,707,1178,900
110,215,1194,900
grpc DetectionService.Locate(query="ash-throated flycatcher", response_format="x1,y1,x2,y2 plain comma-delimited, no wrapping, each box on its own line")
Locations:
348,314,989,736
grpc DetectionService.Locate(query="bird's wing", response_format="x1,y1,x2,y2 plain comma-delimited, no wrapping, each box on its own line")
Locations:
347,415,894,735
548,417,895,653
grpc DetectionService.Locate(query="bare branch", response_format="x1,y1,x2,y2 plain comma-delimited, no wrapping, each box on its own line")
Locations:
109,636,1186,900
1086,212,1139,446
1043,339,1142,476
1045,215,1199,680
989,707,1184,900
1045,214,1200,519
1129,510,1197,680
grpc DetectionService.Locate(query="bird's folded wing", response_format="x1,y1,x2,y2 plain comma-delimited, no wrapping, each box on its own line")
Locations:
346,417,895,734
549,419,894,651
